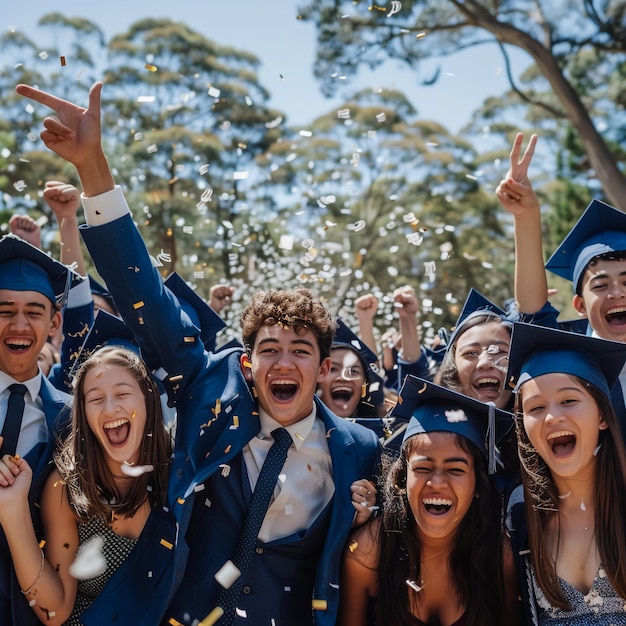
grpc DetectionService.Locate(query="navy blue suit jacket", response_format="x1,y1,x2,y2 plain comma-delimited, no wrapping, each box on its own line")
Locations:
1,377,71,626
79,211,380,625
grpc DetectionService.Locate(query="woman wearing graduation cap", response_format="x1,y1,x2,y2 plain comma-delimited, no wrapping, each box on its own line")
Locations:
339,376,520,626
506,322,626,625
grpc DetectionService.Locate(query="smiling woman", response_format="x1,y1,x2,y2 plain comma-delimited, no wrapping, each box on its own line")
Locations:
338,377,521,626
506,322,626,625
0,346,173,626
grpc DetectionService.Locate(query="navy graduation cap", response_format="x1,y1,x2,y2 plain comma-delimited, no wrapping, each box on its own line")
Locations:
390,375,513,474
443,288,508,351
332,318,385,409
505,322,626,399
164,273,226,350
0,233,82,306
545,198,626,294
70,310,138,376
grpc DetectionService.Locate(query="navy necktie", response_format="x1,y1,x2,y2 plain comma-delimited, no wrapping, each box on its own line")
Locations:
216,427,293,624
0,384,27,456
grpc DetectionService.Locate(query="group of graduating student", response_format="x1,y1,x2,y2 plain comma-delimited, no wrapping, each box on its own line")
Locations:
0,79,622,626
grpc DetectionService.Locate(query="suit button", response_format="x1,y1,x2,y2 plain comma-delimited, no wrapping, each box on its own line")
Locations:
242,586,251,595
255,547,264,554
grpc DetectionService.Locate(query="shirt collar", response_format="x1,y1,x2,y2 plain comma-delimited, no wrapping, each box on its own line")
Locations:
257,403,317,451
0,370,42,403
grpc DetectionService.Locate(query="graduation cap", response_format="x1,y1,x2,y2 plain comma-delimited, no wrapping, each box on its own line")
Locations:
164,273,226,350
390,375,513,474
557,317,590,335
545,198,626,293
0,234,82,306
69,310,138,377
445,288,508,349
505,322,626,399
332,318,385,409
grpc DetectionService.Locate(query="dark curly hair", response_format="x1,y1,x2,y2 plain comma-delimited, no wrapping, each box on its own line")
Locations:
240,288,336,361
375,433,508,626
55,346,172,522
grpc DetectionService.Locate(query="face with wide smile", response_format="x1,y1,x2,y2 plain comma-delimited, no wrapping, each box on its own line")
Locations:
83,362,148,471
405,432,476,543
574,258,626,343
0,289,61,381
243,324,331,426
454,322,510,408
317,347,365,417
521,372,607,482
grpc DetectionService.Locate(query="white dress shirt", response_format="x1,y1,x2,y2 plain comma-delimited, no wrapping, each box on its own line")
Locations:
0,370,48,457
243,404,334,543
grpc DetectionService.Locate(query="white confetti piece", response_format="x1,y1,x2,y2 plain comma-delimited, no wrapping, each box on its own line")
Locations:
214,560,241,589
69,535,107,580
121,463,154,477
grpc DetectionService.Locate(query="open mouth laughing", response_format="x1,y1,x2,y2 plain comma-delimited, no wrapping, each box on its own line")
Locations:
103,418,131,446
547,430,576,457
5,337,33,353
472,376,501,398
330,385,355,405
605,306,626,327
270,379,299,402
423,496,453,515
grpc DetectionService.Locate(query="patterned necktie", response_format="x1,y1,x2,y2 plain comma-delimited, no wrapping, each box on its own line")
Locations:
216,427,293,624
0,384,27,456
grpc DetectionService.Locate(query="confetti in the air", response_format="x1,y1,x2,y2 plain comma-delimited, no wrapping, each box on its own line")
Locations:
121,463,154,477
69,535,106,579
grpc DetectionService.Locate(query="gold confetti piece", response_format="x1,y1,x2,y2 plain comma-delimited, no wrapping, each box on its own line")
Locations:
312,599,327,611
183,336,196,343
224,445,231,454
168,619,183,626
199,607,224,626
177,497,185,505
160,539,173,550
294,432,305,441
349,540,358,552
145,64,158,72
38,540,46,549
232,415,239,428
133,301,145,309
219,464,231,477
169,375,183,382
60,56,66,66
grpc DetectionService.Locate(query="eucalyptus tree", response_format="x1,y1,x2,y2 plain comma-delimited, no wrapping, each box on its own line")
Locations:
101,18,285,292
299,0,626,210
259,86,515,339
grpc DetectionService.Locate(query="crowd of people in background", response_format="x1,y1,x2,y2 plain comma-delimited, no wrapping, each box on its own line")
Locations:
0,79,624,626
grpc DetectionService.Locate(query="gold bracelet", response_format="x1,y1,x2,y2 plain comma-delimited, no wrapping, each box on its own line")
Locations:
20,549,45,596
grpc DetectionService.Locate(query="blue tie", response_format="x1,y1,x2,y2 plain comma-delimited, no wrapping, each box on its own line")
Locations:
0,384,27,456
216,427,293,624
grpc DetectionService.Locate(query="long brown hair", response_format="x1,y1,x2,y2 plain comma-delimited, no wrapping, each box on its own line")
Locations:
55,346,172,521
515,375,626,608
375,434,508,626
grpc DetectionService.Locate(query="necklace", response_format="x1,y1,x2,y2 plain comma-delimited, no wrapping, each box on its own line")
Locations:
420,546,449,562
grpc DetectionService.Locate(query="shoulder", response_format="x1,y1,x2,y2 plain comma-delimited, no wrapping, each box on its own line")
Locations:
344,517,382,571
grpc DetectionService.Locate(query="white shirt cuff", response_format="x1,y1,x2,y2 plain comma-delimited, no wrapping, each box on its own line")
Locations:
81,185,130,226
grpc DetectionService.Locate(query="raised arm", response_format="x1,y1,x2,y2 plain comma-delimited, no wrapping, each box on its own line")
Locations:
0,456,78,625
353,293,380,357
15,82,114,197
495,133,547,315
44,181,87,276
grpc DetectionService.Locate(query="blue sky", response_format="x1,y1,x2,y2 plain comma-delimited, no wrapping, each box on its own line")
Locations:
2,0,528,130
